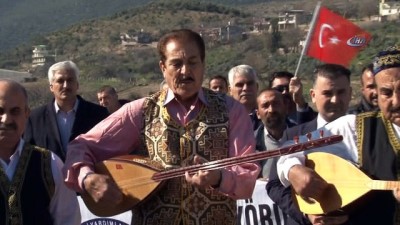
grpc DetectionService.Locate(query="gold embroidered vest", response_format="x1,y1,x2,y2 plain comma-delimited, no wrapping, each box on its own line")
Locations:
0,144,54,225
355,111,400,225
135,88,235,225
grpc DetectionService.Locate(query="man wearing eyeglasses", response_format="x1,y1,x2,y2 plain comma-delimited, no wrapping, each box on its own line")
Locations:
269,71,317,125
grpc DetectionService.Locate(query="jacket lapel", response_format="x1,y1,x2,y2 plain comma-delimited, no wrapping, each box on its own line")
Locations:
46,102,64,157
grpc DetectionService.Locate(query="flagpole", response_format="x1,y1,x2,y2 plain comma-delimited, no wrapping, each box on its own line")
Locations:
294,1,322,77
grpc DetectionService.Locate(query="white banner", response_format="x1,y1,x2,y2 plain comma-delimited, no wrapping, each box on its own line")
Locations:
237,179,287,225
78,196,132,225
77,180,286,225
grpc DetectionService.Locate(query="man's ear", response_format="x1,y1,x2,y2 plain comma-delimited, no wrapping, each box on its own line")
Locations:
310,88,316,104
25,106,31,118
159,60,166,74
255,109,261,119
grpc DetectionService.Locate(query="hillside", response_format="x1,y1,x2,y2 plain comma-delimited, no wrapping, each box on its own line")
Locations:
2,0,395,108
0,0,291,53
0,0,154,52
3,1,255,79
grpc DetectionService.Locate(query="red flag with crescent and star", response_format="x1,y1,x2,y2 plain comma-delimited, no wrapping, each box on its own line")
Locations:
306,6,371,67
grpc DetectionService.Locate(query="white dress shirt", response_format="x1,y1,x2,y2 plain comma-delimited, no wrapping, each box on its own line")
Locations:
277,114,361,187
0,139,81,225
316,113,329,129
54,100,79,152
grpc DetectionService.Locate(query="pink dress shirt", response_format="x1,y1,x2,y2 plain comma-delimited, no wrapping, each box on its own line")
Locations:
63,89,260,199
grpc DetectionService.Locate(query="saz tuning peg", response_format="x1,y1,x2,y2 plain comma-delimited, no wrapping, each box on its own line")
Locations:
293,136,299,144
306,132,312,141
319,129,324,138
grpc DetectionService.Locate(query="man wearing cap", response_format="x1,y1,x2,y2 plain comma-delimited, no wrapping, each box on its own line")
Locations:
268,71,317,125
275,46,400,225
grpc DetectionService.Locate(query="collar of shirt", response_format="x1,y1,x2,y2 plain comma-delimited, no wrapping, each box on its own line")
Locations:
163,88,208,125
263,125,288,142
393,123,400,140
10,138,24,160
0,139,25,179
317,114,329,129
163,88,208,106
54,98,79,113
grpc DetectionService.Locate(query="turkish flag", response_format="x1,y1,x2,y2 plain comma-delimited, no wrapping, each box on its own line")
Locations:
306,6,371,67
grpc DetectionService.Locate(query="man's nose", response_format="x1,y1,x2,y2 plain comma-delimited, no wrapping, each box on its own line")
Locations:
267,104,276,113
0,113,10,124
242,83,250,90
62,81,69,88
392,92,400,108
330,95,338,103
181,64,190,75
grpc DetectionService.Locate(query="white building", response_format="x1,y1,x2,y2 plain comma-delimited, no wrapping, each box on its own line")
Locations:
32,45,53,68
379,0,400,20
278,10,308,31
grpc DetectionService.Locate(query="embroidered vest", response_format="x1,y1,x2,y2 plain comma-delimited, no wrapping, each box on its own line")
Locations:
354,111,399,225
135,88,235,225
0,144,54,225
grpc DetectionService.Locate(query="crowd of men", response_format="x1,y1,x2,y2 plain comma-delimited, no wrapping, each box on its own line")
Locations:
2,28,400,225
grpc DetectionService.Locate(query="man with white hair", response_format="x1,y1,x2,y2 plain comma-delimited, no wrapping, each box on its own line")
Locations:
24,61,109,161
228,64,261,130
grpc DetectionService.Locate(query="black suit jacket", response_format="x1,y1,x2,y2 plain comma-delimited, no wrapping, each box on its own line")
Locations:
24,95,109,161
288,104,318,126
266,118,318,225
282,118,318,142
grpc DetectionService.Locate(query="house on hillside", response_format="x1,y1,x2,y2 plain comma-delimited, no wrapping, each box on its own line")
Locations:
32,45,55,68
252,17,271,33
379,0,400,21
0,69,34,82
120,30,153,50
198,28,222,45
222,22,246,43
199,22,247,45
278,10,309,31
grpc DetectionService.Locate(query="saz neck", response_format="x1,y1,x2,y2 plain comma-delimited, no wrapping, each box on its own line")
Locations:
367,180,400,190
151,135,343,182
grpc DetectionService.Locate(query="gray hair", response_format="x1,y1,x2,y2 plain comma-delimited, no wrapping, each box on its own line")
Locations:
48,61,79,84
228,64,258,86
